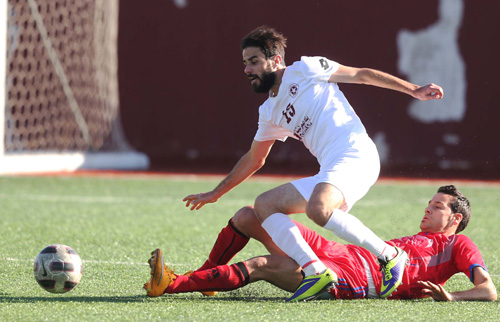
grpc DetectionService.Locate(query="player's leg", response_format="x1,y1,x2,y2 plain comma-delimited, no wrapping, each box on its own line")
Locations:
166,262,251,294
190,219,341,295
195,205,285,273
307,182,408,298
231,205,286,256
145,222,341,298
144,247,251,297
254,183,327,275
254,182,338,301
245,255,303,292
307,182,396,259
309,135,408,298
195,207,252,272
189,206,288,297
161,254,303,295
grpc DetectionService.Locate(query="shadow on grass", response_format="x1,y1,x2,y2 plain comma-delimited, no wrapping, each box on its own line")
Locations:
0,295,148,303
0,294,288,303
168,295,289,302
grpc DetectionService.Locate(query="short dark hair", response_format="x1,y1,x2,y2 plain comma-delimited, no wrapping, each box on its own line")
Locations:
241,26,287,64
437,185,471,234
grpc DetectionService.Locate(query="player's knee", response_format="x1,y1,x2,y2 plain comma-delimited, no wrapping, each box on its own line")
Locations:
252,255,301,277
250,256,269,269
244,256,272,280
232,206,258,232
249,255,279,272
254,192,274,222
306,203,330,227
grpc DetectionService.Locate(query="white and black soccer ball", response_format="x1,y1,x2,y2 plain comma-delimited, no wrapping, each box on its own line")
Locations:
33,244,83,293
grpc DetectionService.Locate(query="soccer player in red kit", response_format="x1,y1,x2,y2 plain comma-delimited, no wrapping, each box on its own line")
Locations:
144,185,497,301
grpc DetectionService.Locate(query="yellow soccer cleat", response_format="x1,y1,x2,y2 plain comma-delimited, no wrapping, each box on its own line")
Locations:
143,248,176,297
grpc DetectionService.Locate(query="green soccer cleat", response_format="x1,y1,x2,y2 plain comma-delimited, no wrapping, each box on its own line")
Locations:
286,268,338,302
378,247,409,298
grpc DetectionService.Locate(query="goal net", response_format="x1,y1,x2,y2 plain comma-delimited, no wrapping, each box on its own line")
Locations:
0,0,149,174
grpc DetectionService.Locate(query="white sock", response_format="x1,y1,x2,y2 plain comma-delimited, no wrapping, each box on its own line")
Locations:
324,209,397,260
261,213,327,276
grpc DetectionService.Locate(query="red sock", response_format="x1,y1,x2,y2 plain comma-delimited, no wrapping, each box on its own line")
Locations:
197,220,249,271
165,262,250,294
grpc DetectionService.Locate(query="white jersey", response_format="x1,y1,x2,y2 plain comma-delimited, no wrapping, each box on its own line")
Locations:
254,56,367,166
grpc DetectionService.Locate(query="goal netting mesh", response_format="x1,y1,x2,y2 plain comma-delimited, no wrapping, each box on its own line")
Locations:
1,0,148,173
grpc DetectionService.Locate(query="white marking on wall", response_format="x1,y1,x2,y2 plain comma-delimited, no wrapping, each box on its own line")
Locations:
397,0,466,123
173,0,188,9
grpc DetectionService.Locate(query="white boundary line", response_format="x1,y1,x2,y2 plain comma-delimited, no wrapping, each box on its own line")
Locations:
0,192,249,206
2,257,187,267
0,192,177,203
5,170,500,187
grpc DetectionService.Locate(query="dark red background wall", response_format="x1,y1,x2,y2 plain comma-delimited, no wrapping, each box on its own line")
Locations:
117,0,500,179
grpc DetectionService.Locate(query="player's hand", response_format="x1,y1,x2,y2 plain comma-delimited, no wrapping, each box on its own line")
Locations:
418,280,453,301
183,191,219,210
413,83,444,101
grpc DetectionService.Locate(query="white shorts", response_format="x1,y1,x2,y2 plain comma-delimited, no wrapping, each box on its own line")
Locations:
291,134,380,212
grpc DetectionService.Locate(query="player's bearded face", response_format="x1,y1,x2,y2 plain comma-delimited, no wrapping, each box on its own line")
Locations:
243,47,278,93
249,69,276,93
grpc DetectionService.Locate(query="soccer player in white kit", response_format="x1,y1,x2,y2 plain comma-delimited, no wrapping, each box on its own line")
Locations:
183,26,444,301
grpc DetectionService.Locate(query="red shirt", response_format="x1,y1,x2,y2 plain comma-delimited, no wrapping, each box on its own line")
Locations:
350,232,487,299
294,220,487,299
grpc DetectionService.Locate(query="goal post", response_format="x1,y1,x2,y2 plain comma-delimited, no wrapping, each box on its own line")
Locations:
1,1,6,161
0,0,149,174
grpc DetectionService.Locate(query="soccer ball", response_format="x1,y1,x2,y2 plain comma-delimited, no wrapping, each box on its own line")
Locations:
33,244,83,293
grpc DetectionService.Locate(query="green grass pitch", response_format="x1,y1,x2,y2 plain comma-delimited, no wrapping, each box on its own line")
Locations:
0,174,498,321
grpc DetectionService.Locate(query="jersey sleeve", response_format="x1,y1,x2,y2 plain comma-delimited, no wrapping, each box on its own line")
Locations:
253,104,289,142
254,121,289,142
453,235,488,283
296,56,339,83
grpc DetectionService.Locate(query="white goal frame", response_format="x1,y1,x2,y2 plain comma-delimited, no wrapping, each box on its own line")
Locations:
1,1,6,164
0,1,149,174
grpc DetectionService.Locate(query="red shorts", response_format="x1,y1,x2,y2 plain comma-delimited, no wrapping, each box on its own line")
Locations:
293,220,369,299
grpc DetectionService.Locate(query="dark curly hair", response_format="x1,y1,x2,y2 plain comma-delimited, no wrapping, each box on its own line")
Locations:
241,26,287,65
437,185,471,234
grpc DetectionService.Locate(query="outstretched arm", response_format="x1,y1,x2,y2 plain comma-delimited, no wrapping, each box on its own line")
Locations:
183,140,275,210
418,266,497,301
329,65,444,100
